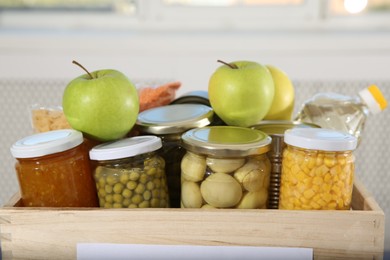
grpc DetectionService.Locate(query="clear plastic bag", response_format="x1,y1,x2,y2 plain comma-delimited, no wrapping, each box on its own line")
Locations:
31,105,72,133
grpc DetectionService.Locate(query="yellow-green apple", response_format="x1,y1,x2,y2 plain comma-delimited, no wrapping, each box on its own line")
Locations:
263,65,295,120
208,60,274,127
62,61,139,141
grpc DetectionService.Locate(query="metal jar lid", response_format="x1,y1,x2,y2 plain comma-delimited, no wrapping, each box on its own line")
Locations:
181,126,271,158
251,120,320,137
136,104,214,135
170,90,210,106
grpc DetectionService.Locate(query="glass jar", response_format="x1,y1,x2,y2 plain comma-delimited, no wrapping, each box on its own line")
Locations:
136,104,214,208
180,126,272,209
89,136,169,208
251,120,319,209
170,91,225,126
279,128,358,210
10,129,98,207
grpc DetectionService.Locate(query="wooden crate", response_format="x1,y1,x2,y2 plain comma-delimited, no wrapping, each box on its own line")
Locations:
0,178,385,260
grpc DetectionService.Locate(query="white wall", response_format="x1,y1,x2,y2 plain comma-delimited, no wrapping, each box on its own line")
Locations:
1,30,390,97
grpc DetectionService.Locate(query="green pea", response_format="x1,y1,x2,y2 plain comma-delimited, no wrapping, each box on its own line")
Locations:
139,173,148,184
126,181,137,190
122,198,131,207
105,194,113,203
139,201,150,208
146,167,157,176
98,188,106,197
153,179,161,188
146,181,155,190
132,194,142,204
119,174,129,184
151,198,160,207
122,188,133,198
98,177,106,188
113,183,124,194
104,202,112,208
157,169,164,178
113,194,123,203
135,183,145,194
113,203,122,208
152,189,160,198
129,170,140,181
106,175,117,186
105,185,113,194
143,190,152,201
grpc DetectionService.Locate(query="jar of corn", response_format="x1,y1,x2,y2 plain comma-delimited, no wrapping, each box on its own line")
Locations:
279,128,357,210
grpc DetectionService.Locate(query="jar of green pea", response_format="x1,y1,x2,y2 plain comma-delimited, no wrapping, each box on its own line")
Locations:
89,136,169,208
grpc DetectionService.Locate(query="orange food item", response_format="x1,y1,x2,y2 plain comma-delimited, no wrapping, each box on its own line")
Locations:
138,81,181,112
32,106,71,133
15,143,99,207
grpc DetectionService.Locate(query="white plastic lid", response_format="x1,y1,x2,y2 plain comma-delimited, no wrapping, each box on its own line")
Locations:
89,135,162,161
358,85,387,115
284,128,357,151
10,129,83,159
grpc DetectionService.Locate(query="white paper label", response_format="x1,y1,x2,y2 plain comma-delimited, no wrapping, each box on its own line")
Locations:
77,243,313,260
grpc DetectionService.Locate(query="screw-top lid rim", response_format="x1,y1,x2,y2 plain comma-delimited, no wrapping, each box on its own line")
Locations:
284,128,357,151
136,104,214,134
89,135,162,161
181,126,271,157
10,129,83,159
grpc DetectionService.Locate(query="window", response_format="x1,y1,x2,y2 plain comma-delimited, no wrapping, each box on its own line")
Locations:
0,0,389,31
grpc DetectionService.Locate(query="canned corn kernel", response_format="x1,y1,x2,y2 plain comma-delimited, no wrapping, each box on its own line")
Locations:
279,128,357,210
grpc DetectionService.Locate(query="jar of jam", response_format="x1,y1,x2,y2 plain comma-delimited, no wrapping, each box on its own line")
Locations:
89,136,169,208
180,126,272,209
136,104,214,208
10,129,98,207
279,128,358,210
251,120,319,209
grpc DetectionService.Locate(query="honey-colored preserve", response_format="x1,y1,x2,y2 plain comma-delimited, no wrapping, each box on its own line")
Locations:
11,129,98,207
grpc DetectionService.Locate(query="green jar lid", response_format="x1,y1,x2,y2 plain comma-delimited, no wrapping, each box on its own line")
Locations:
251,120,320,136
181,126,271,157
136,104,214,135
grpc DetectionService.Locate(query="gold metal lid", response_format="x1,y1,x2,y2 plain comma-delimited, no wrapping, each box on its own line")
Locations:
181,126,271,157
251,120,320,136
136,104,214,135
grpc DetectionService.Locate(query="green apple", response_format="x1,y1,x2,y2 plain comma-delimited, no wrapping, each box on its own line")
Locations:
263,65,295,120
62,61,139,142
208,60,274,127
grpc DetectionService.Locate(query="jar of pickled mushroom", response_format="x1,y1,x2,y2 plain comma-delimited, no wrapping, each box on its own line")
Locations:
279,128,358,210
251,120,319,209
10,129,99,207
180,126,272,209
136,104,214,208
89,136,169,208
